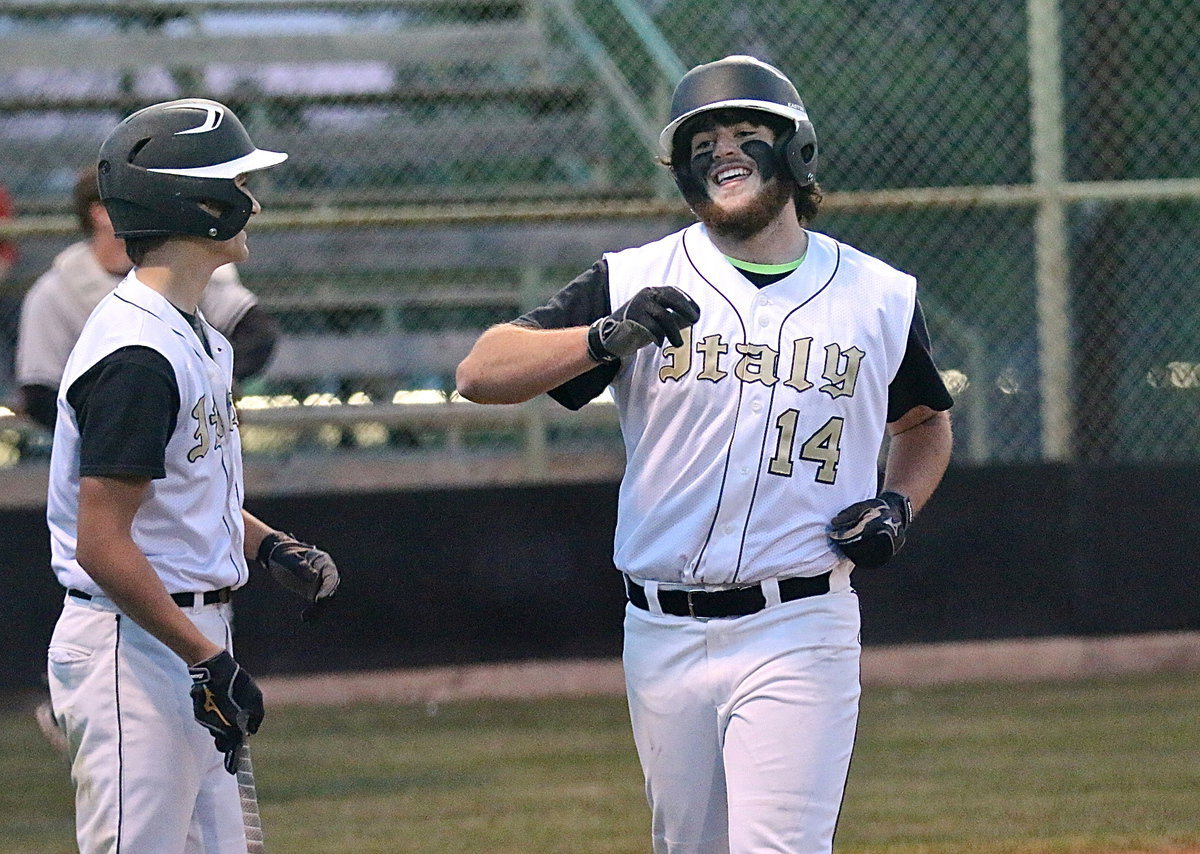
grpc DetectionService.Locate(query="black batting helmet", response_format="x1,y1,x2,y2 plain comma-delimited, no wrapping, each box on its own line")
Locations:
98,98,287,240
660,55,818,189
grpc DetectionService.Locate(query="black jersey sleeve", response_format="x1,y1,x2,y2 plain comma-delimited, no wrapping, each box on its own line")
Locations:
515,260,620,411
227,304,280,381
515,259,613,329
887,298,955,423
19,383,57,431
66,346,181,479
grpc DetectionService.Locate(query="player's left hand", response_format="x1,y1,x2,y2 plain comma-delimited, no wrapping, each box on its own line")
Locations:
257,531,340,606
828,491,912,569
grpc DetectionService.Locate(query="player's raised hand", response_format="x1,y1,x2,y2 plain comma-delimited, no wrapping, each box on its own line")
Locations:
188,650,263,774
257,531,340,603
828,491,912,569
587,286,701,363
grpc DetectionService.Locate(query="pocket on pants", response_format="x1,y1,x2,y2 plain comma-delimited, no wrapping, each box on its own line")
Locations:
48,605,113,683
48,642,94,667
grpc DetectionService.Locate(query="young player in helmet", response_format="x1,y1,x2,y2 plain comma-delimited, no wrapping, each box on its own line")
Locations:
458,56,953,853
15,164,280,432
45,99,340,854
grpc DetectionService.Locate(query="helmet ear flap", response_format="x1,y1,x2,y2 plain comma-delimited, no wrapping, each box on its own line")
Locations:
781,120,818,187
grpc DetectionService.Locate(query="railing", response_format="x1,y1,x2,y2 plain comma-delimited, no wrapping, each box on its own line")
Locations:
0,396,625,504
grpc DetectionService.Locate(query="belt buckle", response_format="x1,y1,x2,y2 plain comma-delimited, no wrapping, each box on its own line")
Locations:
686,590,697,618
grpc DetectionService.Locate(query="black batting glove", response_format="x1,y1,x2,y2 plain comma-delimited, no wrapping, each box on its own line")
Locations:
587,286,701,363
257,531,340,603
828,490,913,569
188,650,264,775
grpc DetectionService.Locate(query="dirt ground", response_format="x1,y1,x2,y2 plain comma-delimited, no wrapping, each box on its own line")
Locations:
259,629,1200,706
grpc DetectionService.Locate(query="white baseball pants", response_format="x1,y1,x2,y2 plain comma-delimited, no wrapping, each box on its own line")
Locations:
47,594,247,854
623,583,861,854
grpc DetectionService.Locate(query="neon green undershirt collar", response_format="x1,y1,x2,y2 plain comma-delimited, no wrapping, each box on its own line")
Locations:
724,252,807,274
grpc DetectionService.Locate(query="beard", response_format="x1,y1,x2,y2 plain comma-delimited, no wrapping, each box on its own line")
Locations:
693,175,795,242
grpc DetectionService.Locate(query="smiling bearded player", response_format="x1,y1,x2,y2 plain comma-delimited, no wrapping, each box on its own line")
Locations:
456,55,953,854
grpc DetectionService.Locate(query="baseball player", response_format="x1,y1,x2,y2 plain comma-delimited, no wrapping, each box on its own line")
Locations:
45,98,339,854
457,55,954,853
16,165,279,432
0,182,15,280
0,184,16,392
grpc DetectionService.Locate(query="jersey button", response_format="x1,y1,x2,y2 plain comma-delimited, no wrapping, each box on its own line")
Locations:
751,400,763,412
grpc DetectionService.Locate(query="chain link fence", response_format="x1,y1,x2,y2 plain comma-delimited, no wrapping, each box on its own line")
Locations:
1,0,1198,475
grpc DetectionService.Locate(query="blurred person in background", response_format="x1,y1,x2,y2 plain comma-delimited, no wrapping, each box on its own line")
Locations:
15,165,279,431
0,183,19,399
0,182,15,281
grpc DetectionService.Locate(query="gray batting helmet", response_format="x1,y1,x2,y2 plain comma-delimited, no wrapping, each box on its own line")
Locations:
660,55,818,189
98,98,287,240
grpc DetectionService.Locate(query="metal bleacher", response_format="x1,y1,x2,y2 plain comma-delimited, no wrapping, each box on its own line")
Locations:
0,0,686,478
0,0,625,207
0,0,674,374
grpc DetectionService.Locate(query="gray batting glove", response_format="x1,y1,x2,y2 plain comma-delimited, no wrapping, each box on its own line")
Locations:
586,286,701,363
257,531,340,603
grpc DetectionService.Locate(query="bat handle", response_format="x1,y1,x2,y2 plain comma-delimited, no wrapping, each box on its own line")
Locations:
237,743,267,854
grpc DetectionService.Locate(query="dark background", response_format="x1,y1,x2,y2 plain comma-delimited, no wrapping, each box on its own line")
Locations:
4,463,1199,693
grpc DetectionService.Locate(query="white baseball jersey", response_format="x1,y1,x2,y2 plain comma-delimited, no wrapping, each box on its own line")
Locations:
16,239,254,388
606,224,914,585
47,273,249,595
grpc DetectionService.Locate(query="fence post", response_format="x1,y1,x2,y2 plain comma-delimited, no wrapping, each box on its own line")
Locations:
523,403,550,478
1027,0,1074,461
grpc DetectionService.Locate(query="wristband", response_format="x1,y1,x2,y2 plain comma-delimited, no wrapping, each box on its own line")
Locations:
586,319,620,364
256,531,285,568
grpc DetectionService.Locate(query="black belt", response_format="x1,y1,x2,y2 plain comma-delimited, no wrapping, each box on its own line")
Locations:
625,572,831,618
68,587,232,608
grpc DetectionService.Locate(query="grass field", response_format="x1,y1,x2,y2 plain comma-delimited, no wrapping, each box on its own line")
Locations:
3,671,1199,854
